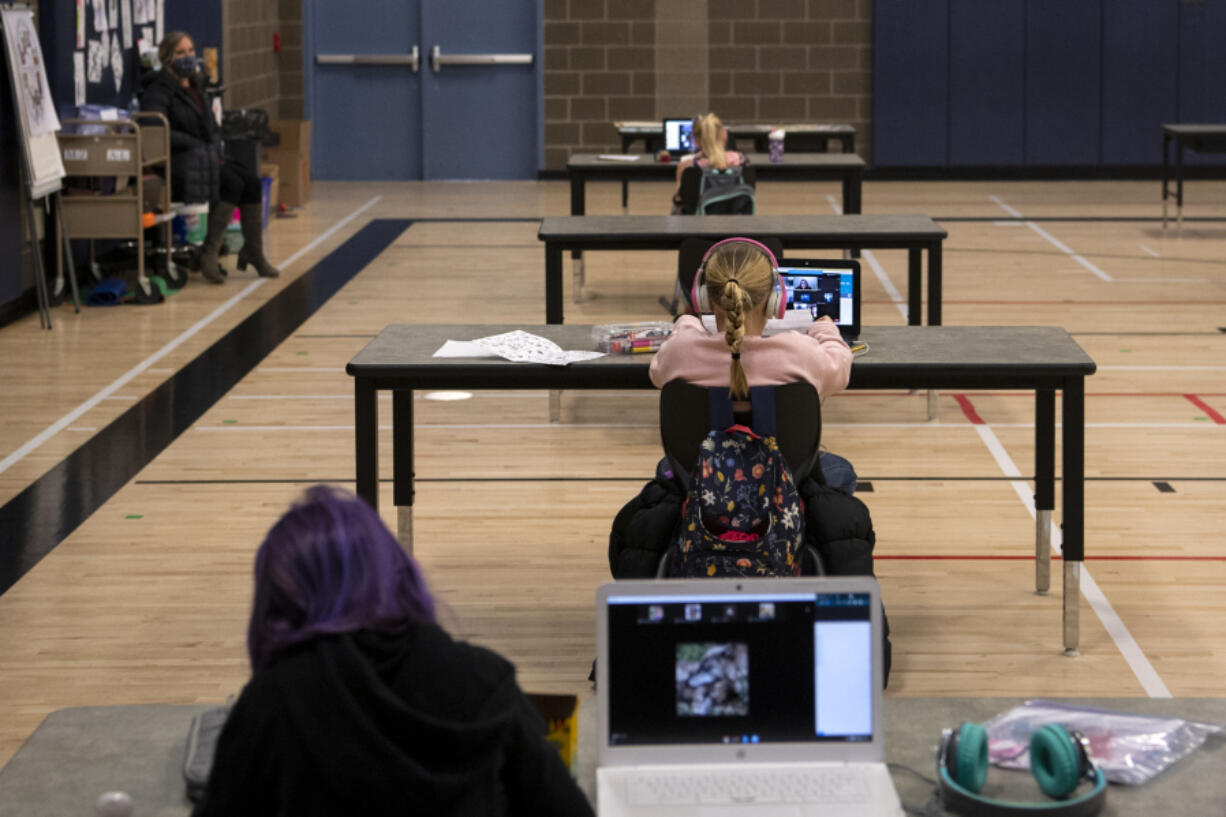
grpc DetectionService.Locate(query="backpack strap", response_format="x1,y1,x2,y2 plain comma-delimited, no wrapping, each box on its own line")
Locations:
706,386,777,436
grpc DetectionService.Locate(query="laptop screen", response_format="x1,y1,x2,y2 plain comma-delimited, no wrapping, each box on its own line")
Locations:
663,118,695,153
778,262,858,329
604,588,873,747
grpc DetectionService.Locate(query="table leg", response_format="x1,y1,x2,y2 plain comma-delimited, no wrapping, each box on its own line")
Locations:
927,241,942,326
573,254,585,303
926,389,939,422
1063,560,1081,657
354,378,379,509
571,176,585,216
1034,390,1056,596
392,389,415,551
1176,134,1184,235
1161,132,1170,230
907,247,922,326
843,134,855,154
1061,379,1085,655
546,244,564,324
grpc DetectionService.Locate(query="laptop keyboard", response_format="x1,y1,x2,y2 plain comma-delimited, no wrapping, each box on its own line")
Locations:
624,767,870,806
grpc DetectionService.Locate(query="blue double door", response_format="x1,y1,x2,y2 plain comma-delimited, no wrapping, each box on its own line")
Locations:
308,0,540,180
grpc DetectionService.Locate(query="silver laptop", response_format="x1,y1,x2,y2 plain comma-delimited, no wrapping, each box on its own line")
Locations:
596,577,902,817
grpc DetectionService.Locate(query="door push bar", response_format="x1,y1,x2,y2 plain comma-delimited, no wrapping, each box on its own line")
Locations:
430,44,533,73
316,46,420,73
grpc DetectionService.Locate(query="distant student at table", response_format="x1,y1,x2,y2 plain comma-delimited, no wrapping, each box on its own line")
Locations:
194,485,593,817
671,113,748,214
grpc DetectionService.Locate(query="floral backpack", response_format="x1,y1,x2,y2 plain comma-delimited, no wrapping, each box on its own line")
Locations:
667,388,805,578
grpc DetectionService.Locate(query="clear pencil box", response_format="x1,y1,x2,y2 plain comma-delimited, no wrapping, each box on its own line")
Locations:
592,322,674,354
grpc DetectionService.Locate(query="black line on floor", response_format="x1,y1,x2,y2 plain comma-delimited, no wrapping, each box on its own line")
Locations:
0,219,413,598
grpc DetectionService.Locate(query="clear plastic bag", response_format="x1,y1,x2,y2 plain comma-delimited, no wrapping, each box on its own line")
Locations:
592,322,673,354
984,699,1222,785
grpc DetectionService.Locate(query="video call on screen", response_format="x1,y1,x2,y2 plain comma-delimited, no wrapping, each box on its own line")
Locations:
605,593,873,746
782,271,851,324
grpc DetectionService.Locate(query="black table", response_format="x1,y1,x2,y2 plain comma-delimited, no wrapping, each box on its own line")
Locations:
1161,124,1226,232
4,697,1218,814
567,152,865,216
616,121,856,154
346,324,1096,653
537,214,947,326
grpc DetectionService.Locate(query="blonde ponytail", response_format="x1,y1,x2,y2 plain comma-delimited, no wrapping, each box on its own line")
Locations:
697,114,727,170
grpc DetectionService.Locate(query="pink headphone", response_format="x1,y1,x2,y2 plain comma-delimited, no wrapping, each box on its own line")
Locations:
690,237,787,319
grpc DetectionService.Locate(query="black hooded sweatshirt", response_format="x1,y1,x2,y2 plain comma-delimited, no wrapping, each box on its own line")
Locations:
193,622,594,817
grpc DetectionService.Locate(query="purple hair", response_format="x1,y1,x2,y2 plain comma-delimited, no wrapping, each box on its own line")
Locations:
247,485,435,671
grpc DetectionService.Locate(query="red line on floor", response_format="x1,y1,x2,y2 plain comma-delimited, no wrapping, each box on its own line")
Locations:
952,394,985,424
1184,394,1226,424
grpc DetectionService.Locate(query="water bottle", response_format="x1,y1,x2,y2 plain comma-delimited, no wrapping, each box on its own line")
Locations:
127,94,139,117
768,128,785,163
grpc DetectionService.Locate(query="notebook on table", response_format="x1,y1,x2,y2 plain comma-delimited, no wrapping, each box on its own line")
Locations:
663,117,696,156
595,577,902,817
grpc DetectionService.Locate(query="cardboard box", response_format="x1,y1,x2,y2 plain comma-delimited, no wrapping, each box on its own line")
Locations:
271,120,310,157
263,148,309,207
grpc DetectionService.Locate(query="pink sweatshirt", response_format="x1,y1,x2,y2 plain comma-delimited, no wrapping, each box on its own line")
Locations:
649,315,852,398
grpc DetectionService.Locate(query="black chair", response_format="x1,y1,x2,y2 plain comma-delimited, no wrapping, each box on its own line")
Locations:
661,235,784,317
656,380,825,577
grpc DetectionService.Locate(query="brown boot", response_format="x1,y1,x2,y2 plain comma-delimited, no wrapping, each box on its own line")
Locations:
198,201,234,284
236,203,279,277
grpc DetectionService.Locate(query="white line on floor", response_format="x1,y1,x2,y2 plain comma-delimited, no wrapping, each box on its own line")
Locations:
1071,254,1113,282
0,196,383,477
825,196,907,319
969,423,1170,697
1140,245,1161,258
991,196,1113,281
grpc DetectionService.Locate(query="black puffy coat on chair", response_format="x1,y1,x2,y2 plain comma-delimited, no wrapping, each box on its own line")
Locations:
139,69,221,204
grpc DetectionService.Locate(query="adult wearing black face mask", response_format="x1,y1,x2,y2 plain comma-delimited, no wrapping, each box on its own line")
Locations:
139,31,278,283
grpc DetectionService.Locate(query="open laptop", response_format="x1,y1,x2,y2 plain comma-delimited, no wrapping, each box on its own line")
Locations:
663,117,696,156
596,577,902,817
768,258,861,342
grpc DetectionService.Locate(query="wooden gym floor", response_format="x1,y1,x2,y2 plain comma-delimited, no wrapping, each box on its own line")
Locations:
0,177,1223,768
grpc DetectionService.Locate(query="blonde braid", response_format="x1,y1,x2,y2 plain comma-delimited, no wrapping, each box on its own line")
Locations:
703,241,776,400
721,280,751,399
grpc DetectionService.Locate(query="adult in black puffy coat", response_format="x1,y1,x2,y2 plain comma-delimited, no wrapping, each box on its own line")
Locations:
139,31,278,283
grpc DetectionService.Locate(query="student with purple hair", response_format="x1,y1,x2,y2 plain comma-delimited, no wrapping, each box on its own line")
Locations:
193,485,593,817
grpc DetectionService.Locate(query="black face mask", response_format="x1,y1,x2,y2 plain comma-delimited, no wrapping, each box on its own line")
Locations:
171,56,200,78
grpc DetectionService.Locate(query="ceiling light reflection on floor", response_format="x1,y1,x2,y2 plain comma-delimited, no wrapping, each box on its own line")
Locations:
423,391,474,402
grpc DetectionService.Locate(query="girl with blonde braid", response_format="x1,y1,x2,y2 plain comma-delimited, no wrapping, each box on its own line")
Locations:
649,238,858,493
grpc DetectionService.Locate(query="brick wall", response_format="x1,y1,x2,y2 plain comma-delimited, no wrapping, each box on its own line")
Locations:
543,0,872,170
544,0,658,170
222,0,282,117
275,0,304,120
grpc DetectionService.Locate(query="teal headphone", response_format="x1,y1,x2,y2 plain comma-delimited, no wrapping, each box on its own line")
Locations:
936,722,1107,817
